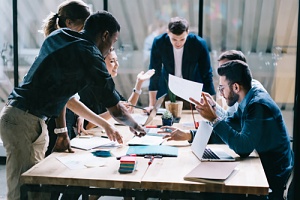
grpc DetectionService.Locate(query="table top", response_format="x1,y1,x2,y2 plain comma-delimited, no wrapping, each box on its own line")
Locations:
21,110,269,195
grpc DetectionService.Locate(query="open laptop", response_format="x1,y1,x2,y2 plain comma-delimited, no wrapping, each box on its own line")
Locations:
116,94,166,126
191,121,235,161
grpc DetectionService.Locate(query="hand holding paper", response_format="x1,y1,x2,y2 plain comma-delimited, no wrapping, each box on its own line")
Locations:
168,74,203,104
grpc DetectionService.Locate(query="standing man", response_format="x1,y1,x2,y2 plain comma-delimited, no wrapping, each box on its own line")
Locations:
0,11,145,200
190,60,294,199
148,17,215,110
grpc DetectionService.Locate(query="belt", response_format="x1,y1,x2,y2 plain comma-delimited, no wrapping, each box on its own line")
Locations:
7,99,50,123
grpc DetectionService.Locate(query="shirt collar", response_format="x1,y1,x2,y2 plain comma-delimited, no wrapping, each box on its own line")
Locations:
238,87,256,112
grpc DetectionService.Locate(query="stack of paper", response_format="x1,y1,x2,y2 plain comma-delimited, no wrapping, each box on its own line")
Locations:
118,156,137,174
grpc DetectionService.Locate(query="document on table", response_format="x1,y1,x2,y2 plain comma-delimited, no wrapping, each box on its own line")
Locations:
70,136,119,150
127,135,166,146
168,74,203,104
56,153,106,170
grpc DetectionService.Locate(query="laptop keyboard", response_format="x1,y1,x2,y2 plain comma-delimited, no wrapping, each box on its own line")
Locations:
202,148,220,160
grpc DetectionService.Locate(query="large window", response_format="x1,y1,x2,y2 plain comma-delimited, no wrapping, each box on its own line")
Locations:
0,0,297,127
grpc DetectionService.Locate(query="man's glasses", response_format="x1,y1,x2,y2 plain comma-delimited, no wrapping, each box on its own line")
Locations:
218,83,232,94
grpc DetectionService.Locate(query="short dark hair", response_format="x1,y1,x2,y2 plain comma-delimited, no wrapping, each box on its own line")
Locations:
218,50,247,62
84,11,120,37
218,60,252,91
168,17,189,35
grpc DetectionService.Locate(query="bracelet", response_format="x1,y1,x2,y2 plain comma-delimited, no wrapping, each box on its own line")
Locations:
133,88,142,95
54,127,68,134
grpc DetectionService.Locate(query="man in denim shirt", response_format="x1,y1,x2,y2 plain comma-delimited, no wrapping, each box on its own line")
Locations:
190,60,294,199
0,11,145,200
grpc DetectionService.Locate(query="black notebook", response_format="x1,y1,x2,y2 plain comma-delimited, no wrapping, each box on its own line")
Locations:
126,145,178,157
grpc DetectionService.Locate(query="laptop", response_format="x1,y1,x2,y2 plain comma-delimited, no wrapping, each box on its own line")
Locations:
130,94,166,126
191,121,235,161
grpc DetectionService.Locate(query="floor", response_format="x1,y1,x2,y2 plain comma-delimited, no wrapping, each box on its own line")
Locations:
0,110,294,200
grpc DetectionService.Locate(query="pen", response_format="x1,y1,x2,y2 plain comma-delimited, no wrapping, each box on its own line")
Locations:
101,135,108,138
144,155,163,159
116,154,136,160
145,125,162,128
148,156,154,166
128,104,147,111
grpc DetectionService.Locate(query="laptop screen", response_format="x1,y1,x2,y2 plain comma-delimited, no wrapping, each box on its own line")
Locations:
191,121,213,160
143,93,167,125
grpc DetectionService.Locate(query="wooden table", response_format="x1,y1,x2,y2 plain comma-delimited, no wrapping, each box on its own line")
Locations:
20,111,269,199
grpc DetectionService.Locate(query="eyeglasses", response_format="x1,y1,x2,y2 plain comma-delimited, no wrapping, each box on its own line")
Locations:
218,83,232,94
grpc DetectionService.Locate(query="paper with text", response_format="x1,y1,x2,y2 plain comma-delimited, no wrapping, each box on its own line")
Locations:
168,74,203,104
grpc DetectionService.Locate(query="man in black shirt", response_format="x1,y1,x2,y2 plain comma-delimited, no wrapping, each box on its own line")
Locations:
0,11,145,200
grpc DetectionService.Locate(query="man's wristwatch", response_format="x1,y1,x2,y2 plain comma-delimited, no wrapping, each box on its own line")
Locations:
211,117,221,127
133,88,142,95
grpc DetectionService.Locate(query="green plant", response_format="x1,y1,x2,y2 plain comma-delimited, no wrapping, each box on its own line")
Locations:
165,79,176,102
162,110,173,119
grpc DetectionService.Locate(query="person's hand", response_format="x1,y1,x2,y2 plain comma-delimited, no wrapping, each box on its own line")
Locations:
137,69,155,81
120,101,134,113
189,93,217,122
143,106,153,114
52,133,74,153
158,126,191,141
103,124,123,144
76,116,89,135
202,92,217,110
129,124,146,137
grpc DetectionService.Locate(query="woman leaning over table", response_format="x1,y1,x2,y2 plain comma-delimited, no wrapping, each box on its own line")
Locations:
78,48,155,130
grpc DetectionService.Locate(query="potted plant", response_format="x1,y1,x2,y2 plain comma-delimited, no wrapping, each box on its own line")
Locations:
161,110,173,126
164,80,183,119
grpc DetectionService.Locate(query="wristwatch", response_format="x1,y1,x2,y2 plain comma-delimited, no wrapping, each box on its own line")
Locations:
211,117,221,127
133,88,142,95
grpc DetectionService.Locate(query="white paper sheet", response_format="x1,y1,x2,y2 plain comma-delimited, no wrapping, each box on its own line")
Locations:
168,74,203,104
56,153,106,169
70,137,118,150
127,135,166,146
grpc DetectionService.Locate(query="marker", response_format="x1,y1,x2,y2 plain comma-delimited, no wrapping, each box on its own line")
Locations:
148,156,154,166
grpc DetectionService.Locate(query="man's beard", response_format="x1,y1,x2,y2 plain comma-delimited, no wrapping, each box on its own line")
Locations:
226,88,239,107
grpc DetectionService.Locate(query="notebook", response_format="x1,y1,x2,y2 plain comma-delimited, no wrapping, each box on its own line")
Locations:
184,161,239,184
191,121,235,161
126,145,178,157
116,94,166,126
